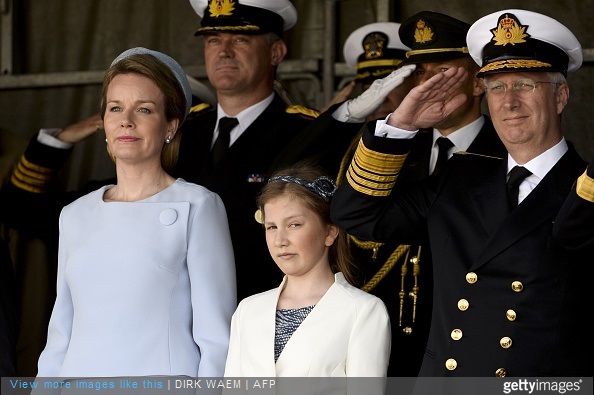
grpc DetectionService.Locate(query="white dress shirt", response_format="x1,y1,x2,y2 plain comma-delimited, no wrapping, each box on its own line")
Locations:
507,138,568,205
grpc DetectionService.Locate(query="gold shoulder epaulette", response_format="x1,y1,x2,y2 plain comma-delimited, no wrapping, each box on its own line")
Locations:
453,151,504,160
576,170,594,202
285,105,320,119
189,102,212,114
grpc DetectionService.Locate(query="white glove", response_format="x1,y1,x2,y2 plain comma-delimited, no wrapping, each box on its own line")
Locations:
343,64,416,122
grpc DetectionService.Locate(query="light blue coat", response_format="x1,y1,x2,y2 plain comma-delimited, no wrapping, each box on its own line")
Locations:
37,179,237,377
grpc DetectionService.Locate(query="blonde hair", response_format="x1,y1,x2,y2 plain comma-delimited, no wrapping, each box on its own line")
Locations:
256,162,359,286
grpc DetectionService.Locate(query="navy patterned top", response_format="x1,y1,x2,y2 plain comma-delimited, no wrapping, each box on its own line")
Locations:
274,305,315,362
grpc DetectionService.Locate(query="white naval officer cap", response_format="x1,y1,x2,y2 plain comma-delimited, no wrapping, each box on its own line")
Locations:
343,22,410,83
467,9,583,77
189,0,298,37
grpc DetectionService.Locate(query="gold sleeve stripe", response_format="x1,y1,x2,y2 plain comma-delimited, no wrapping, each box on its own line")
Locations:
10,155,57,194
576,170,594,202
346,139,406,196
17,155,55,174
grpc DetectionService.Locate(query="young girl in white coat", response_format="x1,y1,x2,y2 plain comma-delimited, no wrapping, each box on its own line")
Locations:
224,163,390,377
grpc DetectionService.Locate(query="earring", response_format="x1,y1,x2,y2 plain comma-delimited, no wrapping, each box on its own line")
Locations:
165,136,172,144
105,139,108,143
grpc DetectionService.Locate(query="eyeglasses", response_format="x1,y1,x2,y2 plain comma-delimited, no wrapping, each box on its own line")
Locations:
484,79,560,96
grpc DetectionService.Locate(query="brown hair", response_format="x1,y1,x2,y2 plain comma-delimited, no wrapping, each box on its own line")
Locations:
256,162,359,286
100,53,186,172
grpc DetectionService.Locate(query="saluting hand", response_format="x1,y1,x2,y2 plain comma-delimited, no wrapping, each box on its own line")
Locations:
345,64,416,121
388,66,468,131
57,113,103,144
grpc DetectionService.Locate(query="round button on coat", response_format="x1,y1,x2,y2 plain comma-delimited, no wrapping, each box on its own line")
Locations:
511,281,523,292
159,208,178,225
500,336,512,349
466,272,478,284
451,329,463,340
445,358,457,370
495,368,507,377
458,299,469,311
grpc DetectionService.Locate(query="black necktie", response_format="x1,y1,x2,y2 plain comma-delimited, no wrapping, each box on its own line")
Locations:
212,117,238,166
432,137,454,175
506,166,532,209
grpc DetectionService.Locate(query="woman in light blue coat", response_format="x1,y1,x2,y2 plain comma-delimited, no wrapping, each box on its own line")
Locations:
224,163,390,377
37,48,236,377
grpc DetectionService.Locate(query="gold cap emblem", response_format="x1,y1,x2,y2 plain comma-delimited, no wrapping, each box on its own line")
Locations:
209,0,236,18
490,14,528,46
363,33,387,60
414,19,434,44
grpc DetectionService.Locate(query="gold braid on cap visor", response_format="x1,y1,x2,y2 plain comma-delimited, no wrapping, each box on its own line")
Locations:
405,47,468,58
357,59,404,68
479,59,552,74
195,25,260,33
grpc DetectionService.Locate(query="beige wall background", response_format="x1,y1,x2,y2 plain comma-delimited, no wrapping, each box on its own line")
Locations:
0,0,592,376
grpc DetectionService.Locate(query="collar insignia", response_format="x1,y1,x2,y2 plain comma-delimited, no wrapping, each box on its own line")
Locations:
363,32,387,60
490,13,529,46
208,0,236,18
414,19,434,44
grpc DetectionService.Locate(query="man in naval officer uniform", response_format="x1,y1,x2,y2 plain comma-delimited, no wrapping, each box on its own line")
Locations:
331,8,591,377
335,13,507,377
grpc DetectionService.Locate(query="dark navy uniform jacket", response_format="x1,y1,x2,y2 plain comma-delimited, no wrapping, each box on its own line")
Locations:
339,117,507,377
331,123,591,377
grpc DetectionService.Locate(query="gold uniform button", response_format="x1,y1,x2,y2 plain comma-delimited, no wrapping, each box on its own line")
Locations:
511,281,523,292
451,329,463,340
402,326,413,335
500,336,512,349
458,299,469,311
506,309,517,321
495,368,507,377
445,358,457,371
466,272,478,284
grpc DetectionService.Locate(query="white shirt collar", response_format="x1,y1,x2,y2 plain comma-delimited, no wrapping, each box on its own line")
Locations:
432,115,485,152
506,138,568,204
507,138,568,180
213,92,275,147
429,115,485,173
